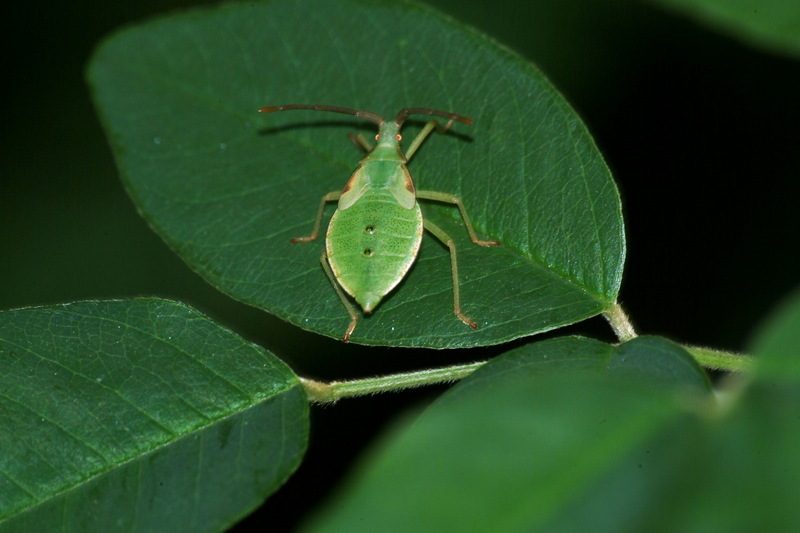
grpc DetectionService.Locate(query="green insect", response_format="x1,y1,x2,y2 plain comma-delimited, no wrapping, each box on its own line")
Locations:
259,104,499,342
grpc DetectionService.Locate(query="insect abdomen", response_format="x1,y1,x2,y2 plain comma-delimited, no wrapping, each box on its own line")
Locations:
326,189,423,312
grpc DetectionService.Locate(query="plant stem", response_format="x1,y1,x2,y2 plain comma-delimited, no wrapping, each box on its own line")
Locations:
300,308,752,404
601,304,752,372
603,303,637,342
682,345,754,372
300,361,486,404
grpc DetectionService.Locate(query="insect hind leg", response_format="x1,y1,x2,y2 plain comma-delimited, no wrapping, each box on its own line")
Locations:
319,248,359,342
423,218,478,330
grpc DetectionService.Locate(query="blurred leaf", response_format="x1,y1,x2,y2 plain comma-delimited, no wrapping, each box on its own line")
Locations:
0,299,307,532
607,335,713,389
87,0,624,347
649,289,800,532
749,287,800,378
302,336,709,532
650,0,800,59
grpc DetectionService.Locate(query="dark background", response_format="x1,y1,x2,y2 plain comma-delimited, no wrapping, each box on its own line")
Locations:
4,0,799,530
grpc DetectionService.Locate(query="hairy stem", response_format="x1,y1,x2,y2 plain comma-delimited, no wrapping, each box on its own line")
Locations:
603,303,637,342
682,345,754,372
301,361,486,404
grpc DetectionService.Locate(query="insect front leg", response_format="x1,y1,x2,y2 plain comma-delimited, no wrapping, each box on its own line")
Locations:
404,119,460,162
423,218,478,329
416,190,500,247
347,133,373,153
291,191,341,243
319,248,359,342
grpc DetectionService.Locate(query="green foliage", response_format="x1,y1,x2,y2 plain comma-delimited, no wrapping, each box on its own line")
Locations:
305,325,800,532
750,288,800,378
303,336,709,532
86,0,624,347
0,300,308,532
650,0,800,58
3,0,799,530
651,290,800,532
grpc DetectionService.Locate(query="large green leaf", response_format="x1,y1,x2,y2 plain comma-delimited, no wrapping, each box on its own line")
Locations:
87,0,624,347
0,299,307,532
302,336,709,532
650,0,800,59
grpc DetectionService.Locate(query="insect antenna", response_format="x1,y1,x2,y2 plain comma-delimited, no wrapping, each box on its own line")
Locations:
394,108,473,128
258,104,384,126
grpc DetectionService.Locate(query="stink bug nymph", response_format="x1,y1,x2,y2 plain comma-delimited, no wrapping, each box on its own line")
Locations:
259,104,499,342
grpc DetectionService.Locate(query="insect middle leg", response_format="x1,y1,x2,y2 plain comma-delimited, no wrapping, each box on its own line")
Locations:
416,190,500,247
319,248,359,342
290,191,341,243
423,218,478,330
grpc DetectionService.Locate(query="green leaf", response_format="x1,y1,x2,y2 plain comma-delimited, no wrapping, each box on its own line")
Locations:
0,299,307,532
649,0,800,59
302,336,709,532
87,0,624,347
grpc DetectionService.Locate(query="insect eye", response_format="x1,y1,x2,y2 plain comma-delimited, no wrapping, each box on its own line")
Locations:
395,134,402,141
375,134,380,141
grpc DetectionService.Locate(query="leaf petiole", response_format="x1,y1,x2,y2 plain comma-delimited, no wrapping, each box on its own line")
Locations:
301,361,486,404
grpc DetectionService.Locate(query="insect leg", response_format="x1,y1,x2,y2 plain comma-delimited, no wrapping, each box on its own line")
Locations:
404,119,458,162
291,191,341,243
416,190,500,247
319,248,359,342
347,133,373,153
423,218,477,330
